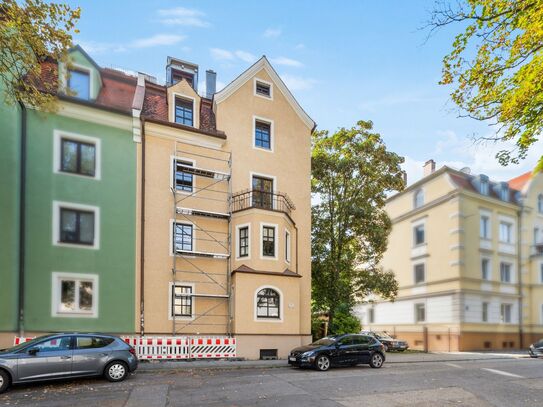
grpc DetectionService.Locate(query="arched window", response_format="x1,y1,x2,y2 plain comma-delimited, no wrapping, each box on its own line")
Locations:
414,189,424,208
256,288,280,319
538,194,543,214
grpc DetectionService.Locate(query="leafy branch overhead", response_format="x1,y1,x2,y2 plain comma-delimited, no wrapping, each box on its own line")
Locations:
311,120,405,330
430,0,543,172
0,0,80,110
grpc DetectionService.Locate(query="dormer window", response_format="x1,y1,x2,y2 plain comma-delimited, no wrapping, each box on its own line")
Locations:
480,180,489,195
255,80,272,98
500,186,509,201
172,70,194,88
68,68,90,100
413,189,424,208
175,97,194,126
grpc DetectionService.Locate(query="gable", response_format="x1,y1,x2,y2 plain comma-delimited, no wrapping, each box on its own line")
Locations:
58,45,102,100
167,78,201,128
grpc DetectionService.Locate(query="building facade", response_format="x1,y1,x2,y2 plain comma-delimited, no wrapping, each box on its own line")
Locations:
0,46,139,346
355,161,543,351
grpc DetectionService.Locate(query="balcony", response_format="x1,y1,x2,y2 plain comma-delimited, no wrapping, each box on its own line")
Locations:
231,189,295,216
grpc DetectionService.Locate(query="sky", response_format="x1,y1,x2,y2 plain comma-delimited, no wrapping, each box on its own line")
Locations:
68,0,540,185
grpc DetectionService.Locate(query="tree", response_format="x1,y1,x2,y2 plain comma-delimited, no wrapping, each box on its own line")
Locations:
311,120,405,329
0,0,80,110
430,0,543,171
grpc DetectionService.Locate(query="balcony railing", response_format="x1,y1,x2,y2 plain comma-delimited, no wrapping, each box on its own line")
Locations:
231,189,296,216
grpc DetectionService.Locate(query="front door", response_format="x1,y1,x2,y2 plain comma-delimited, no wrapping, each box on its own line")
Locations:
252,176,273,209
17,336,73,381
334,336,356,365
72,336,115,376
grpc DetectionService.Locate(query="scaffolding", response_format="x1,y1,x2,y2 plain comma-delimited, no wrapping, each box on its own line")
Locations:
171,139,232,335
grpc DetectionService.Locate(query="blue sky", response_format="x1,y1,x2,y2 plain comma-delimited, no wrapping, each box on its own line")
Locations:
69,0,539,184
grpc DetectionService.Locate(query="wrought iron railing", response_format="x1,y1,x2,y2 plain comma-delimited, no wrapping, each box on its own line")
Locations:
231,189,296,216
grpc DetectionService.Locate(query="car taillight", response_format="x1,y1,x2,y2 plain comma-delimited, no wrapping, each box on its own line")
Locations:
129,347,136,356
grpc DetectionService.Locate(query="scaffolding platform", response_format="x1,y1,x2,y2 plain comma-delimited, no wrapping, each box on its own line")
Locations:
176,207,230,220
175,162,230,181
174,249,230,259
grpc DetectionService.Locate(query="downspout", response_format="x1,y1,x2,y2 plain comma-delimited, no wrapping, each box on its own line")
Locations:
139,117,146,336
517,207,523,349
17,101,27,337
294,223,299,274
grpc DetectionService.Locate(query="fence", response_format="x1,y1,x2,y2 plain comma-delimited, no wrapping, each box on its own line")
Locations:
14,335,236,360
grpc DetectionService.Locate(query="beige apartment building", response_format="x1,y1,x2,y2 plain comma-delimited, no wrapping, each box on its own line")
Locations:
133,56,314,359
355,161,543,351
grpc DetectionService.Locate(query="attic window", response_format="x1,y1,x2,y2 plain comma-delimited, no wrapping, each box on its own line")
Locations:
255,80,271,98
175,97,194,127
68,69,90,100
480,180,489,195
500,186,509,201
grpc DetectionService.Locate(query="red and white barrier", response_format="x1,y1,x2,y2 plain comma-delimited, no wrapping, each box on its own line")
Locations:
13,335,236,360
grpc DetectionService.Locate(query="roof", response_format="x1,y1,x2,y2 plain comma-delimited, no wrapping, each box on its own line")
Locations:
214,56,316,131
232,264,301,278
508,171,532,191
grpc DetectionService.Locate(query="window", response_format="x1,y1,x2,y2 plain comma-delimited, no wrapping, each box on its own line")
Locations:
499,222,512,243
414,264,425,284
415,303,426,322
337,336,353,346
414,224,425,245
255,80,271,98
500,303,512,323
53,273,97,316
482,302,489,322
481,258,490,280
413,189,424,208
500,186,509,201
174,223,193,252
535,227,542,244
500,262,512,283
252,175,274,209
239,226,249,258
59,208,95,245
171,284,193,317
76,336,114,349
353,335,371,345
256,288,280,319
68,69,90,100
34,336,73,352
480,180,489,195
480,215,490,239
174,159,193,192
285,230,291,263
174,97,194,126
538,194,543,214
262,226,276,257
368,308,375,324
255,120,271,150
172,70,194,87
60,138,96,176
540,264,543,283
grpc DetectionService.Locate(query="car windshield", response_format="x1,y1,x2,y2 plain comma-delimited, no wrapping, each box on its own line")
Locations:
311,337,336,346
374,332,393,340
0,335,52,354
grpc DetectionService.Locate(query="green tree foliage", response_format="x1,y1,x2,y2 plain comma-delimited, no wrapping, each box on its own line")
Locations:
0,0,80,110
328,304,362,335
430,0,543,171
311,120,405,328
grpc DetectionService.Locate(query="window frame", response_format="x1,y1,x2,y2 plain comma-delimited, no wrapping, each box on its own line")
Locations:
482,302,489,322
285,229,291,264
51,272,98,318
368,308,375,324
413,189,424,208
499,221,513,243
414,303,426,323
67,67,91,100
500,303,512,323
260,223,278,260
254,286,282,322
254,78,273,100
172,222,194,253
481,258,491,281
414,263,425,284
59,207,95,246
538,194,543,214
236,223,251,259
52,201,100,250
480,214,491,239
253,116,274,152
174,96,195,127
168,282,195,320
413,224,425,246
171,156,195,194
53,130,101,180
500,262,512,283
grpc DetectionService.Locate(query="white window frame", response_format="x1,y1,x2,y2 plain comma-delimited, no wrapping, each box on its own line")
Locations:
413,262,425,284
260,222,278,260
499,261,513,283
254,77,273,100
53,130,101,180
168,282,195,321
499,220,514,243
63,63,94,100
254,285,283,322
285,229,291,264
253,115,274,153
170,155,196,195
413,223,426,246
170,219,195,256
413,189,424,208
171,93,196,128
481,257,491,281
479,212,491,239
482,301,489,322
52,201,100,250
538,194,543,214
500,303,512,323
236,223,251,260
51,272,98,318
414,303,426,323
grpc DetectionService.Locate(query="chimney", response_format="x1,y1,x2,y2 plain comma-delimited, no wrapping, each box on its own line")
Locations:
206,69,216,99
423,159,436,177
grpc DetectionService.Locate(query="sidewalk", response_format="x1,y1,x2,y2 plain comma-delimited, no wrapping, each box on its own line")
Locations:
137,351,531,373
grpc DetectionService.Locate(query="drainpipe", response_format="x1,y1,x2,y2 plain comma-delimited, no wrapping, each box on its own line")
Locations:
17,101,27,337
139,117,146,336
517,208,523,349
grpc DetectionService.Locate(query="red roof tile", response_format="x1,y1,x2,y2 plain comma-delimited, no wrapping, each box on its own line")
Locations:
508,171,532,191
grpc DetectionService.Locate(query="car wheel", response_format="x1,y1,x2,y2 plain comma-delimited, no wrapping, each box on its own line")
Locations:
104,361,129,382
315,355,331,371
0,369,10,394
369,352,384,369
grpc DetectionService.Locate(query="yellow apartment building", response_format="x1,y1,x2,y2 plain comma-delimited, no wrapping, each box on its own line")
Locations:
133,56,315,359
355,160,543,351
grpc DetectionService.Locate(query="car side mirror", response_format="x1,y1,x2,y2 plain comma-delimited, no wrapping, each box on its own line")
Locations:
27,347,39,355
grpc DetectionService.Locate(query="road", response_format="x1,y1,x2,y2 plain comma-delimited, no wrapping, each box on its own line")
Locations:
1,357,542,406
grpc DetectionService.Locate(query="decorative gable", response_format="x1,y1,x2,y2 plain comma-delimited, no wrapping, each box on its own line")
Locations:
59,45,102,100
167,78,201,128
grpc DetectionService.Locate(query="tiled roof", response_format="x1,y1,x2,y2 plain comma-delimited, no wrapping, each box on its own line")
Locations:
448,169,520,203
508,171,532,191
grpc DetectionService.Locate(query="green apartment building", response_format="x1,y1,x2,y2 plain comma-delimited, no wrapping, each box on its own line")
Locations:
0,46,139,345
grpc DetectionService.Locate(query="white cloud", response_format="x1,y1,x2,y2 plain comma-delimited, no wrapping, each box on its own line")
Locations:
131,34,186,48
157,7,210,27
210,48,257,64
270,56,303,67
279,74,317,91
263,28,282,38
235,50,257,63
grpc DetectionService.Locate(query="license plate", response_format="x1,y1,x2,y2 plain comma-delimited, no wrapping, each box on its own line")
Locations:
289,357,296,361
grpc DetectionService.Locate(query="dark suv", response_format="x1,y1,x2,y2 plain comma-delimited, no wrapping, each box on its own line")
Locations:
0,333,138,394
361,330,409,352
288,334,385,371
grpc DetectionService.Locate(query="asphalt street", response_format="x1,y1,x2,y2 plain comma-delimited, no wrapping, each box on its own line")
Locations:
1,357,542,406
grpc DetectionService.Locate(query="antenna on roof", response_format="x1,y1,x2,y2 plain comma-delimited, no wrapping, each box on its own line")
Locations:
460,167,471,174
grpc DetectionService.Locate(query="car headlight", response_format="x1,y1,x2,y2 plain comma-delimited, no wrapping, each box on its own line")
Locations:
301,351,315,358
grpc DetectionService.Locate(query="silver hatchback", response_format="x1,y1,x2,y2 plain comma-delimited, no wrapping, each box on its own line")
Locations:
0,333,138,394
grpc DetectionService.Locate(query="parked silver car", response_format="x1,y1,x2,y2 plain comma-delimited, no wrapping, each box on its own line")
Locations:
0,333,138,394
